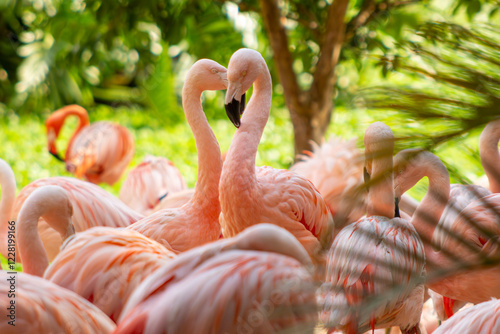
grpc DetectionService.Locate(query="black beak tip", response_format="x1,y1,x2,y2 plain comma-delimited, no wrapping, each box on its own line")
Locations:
225,99,242,128
49,151,64,162
394,197,401,218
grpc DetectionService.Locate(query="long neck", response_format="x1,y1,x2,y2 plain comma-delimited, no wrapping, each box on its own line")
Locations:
224,68,273,188
0,160,16,258
480,120,500,193
367,151,394,218
410,157,450,261
17,196,74,277
182,83,222,215
64,106,90,149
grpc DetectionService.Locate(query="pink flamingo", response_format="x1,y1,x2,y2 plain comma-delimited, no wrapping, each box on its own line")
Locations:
17,185,176,322
220,48,333,257
291,136,366,230
46,104,134,185
151,188,195,211
393,149,500,305
127,59,227,253
0,159,16,259
119,155,187,215
479,118,500,193
320,122,426,334
0,271,115,333
114,224,317,333
10,176,143,261
432,298,500,334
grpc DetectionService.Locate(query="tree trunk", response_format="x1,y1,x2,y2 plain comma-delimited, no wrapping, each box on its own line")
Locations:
259,0,349,159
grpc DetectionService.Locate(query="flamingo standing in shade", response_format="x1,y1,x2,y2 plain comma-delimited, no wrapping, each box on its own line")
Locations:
46,104,134,185
0,271,116,333
127,59,227,253
393,149,500,305
119,155,187,215
432,298,500,334
9,176,143,261
17,185,176,322
114,224,317,334
320,122,426,334
220,48,333,257
291,136,366,230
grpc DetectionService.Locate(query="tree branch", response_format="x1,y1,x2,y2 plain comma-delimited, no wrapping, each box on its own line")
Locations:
258,0,303,111
309,0,350,109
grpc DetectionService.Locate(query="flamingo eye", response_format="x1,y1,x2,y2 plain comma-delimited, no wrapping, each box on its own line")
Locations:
211,69,218,74
242,70,247,76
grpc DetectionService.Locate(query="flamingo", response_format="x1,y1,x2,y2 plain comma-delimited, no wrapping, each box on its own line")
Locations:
46,104,134,185
220,48,333,257
127,58,227,253
479,118,500,193
393,149,500,305
114,224,317,334
432,298,500,334
290,136,366,230
0,159,16,260
320,122,426,334
151,188,195,211
10,176,144,261
16,185,176,322
119,155,187,215
0,271,116,333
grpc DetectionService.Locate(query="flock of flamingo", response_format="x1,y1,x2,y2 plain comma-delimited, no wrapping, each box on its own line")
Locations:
0,48,499,333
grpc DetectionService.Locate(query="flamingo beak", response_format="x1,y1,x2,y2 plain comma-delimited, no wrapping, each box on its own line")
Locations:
394,197,401,218
50,151,65,162
225,93,245,128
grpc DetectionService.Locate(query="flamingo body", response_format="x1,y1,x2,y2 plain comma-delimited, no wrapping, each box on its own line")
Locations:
46,105,134,185
0,271,115,333
119,155,187,215
115,224,317,334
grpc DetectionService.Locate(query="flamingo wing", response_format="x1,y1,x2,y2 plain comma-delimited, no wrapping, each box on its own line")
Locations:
66,121,134,185
321,216,425,332
44,227,175,322
115,250,315,334
257,166,334,253
0,271,115,333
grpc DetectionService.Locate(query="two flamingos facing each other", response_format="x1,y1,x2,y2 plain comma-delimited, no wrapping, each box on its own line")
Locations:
126,58,228,253
220,48,333,258
45,104,134,185
320,122,426,334
16,185,176,322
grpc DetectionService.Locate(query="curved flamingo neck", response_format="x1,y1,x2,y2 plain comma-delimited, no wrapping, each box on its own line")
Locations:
479,119,500,193
224,63,273,187
0,160,16,258
17,188,75,277
182,77,222,216
409,154,450,265
60,105,90,151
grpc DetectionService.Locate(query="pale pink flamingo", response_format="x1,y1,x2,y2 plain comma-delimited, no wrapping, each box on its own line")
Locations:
16,185,176,322
291,136,366,231
46,104,134,185
320,122,426,334
0,271,115,333
114,224,317,333
432,298,500,334
127,59,227,253
220,48,333,257
11,176,143,261
119,155,187,215
393,149,500,305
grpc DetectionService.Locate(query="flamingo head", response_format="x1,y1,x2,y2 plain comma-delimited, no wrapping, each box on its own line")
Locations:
225,48,266,128
46,112,65,161
393,148,425,200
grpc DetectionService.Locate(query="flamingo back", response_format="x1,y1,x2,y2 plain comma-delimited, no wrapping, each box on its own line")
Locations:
12,177,144,261
320,216,425,332
433,298,500,334
44,227,175,322
119,155,187,215
66,121,134,185
115,249,316,334
0,271,115,333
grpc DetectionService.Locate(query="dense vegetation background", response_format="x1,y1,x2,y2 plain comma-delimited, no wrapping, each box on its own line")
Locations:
0,0,499,198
